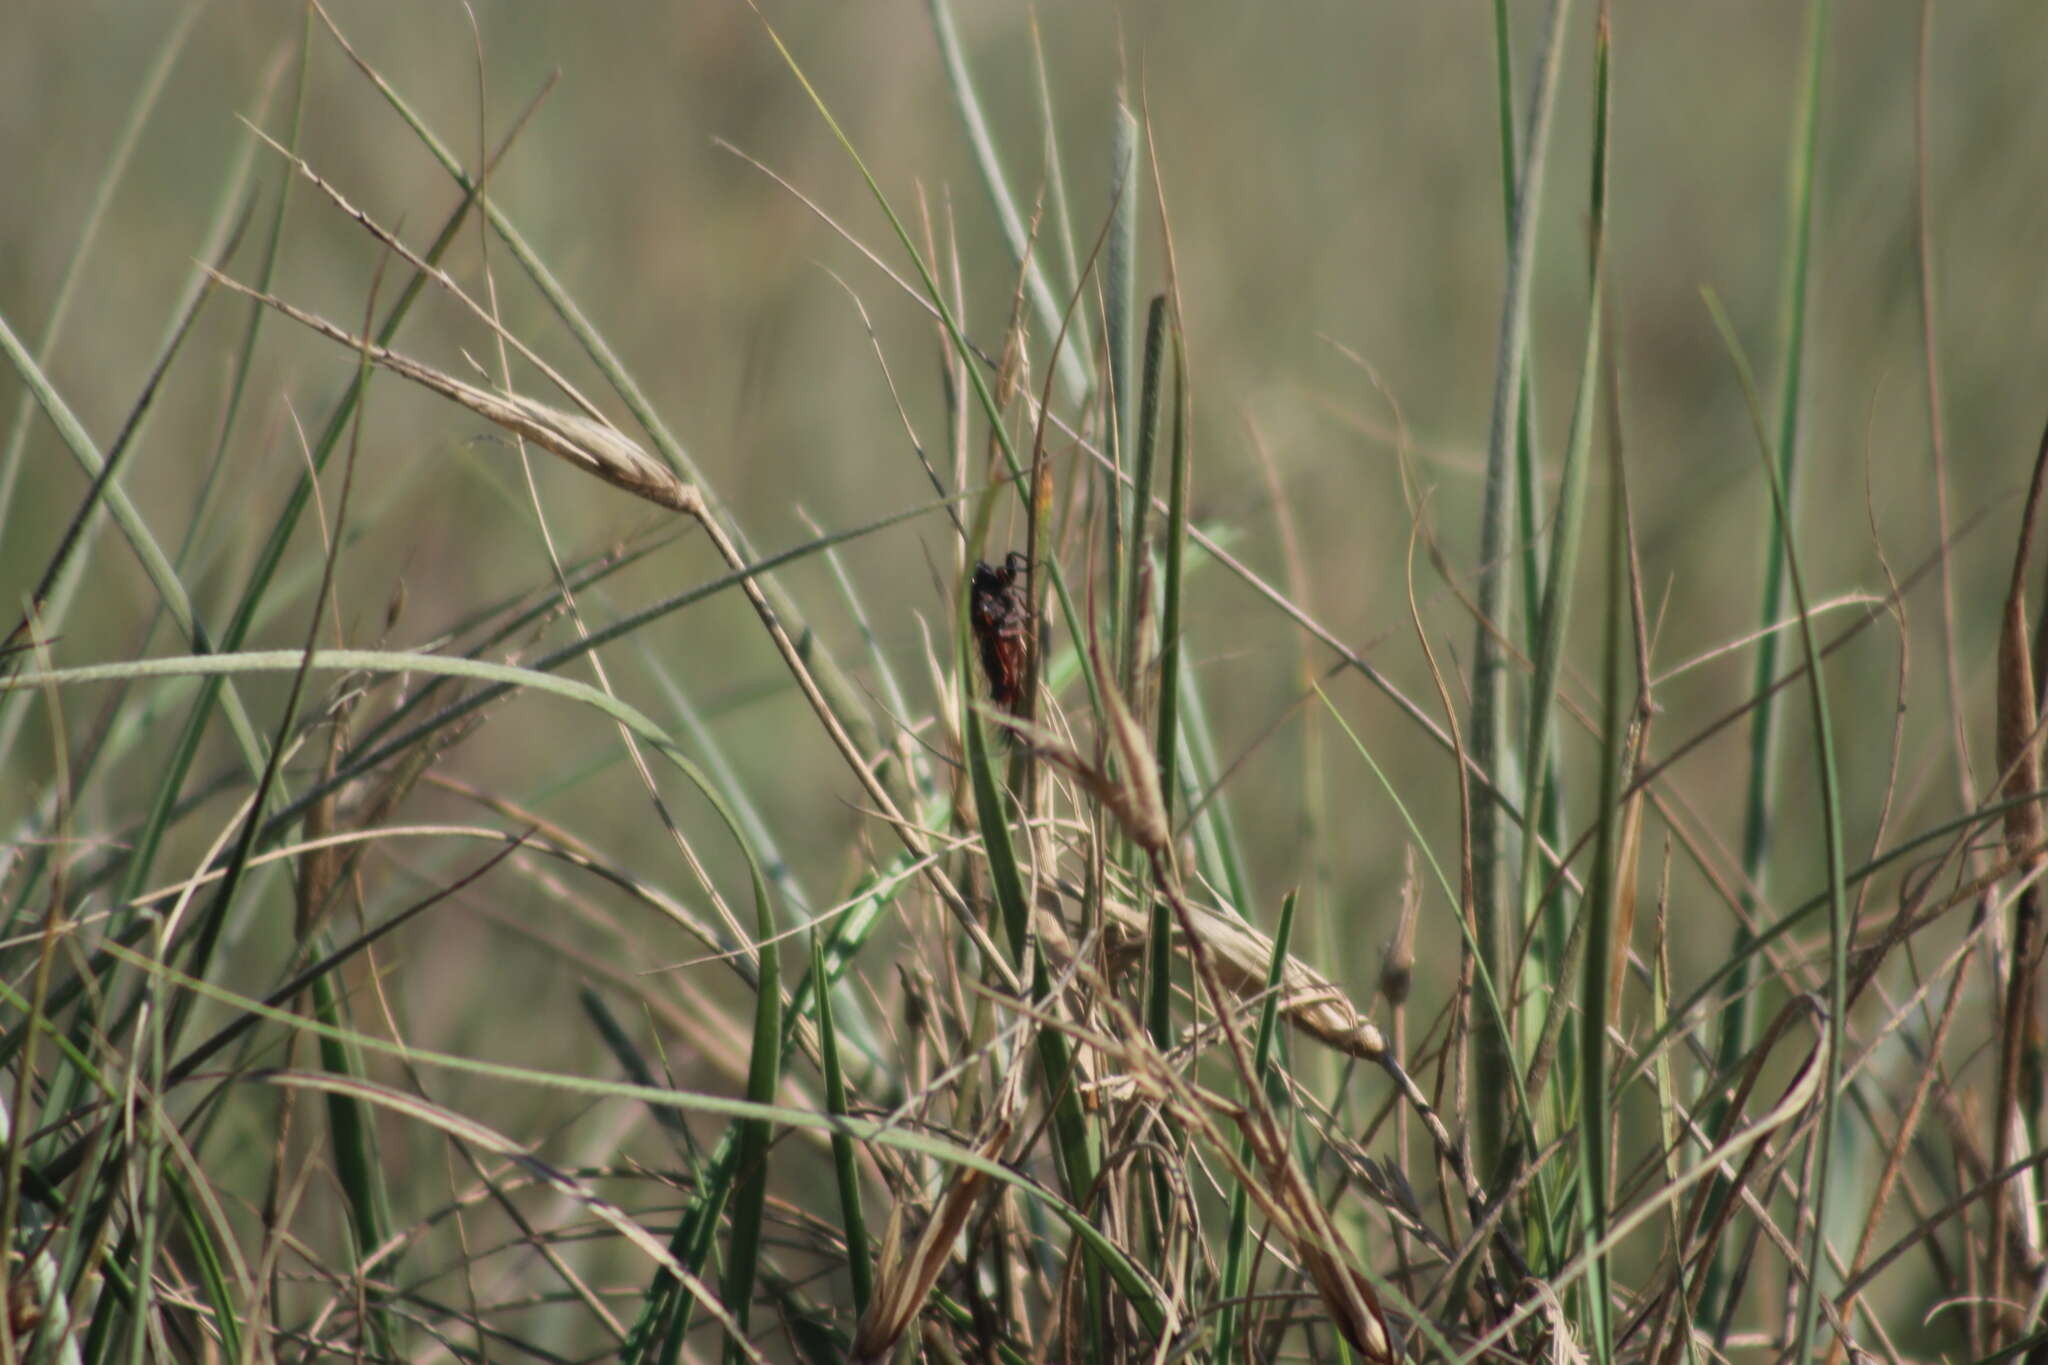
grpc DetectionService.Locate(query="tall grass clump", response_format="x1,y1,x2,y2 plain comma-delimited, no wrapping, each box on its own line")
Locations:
3,2,2045,1361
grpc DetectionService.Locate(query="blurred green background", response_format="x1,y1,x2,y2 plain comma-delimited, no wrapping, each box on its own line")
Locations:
4,0,2045,1091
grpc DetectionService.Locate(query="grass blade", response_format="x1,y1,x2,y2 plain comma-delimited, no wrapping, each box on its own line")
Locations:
1702,0,1829,1328
1469,0,1573,1191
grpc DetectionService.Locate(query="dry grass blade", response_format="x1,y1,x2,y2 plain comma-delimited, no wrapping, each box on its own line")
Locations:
992,701,1390,1062
849,1120,1009,1364
1987,416,2048,1331
1996,427,2047,863
257,1068,767,1363
203,270,698,514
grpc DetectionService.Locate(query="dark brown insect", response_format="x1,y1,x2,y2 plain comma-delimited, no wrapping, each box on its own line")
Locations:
970,551,1032,715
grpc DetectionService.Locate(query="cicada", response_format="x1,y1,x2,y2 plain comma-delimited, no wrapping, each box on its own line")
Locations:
970,551,1032,715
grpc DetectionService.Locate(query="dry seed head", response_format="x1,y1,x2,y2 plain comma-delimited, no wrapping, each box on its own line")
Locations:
207,271,700,516
1379,847,1419,1007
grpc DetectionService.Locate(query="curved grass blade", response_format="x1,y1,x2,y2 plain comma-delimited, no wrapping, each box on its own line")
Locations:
1701,289,1847,1365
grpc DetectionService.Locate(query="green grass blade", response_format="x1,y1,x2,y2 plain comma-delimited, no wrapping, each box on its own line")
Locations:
1701,291,1847,1365
1703,0,1828,1328
812,930,872,1319
1148,323,1191,1048
925,0,1091,405
1514,8,1613,1152
1026,16,1083,308
0,0,205,536
59,944,1172,1337
1121,295,1167,699
0,314,269,779
721,857,781,1360
115,72,504,911
312,972,401,1356
1577,301,1623,1365
1469,0,1573,1195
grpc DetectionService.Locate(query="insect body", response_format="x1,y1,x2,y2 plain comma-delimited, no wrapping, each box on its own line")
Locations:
970,551,1032,715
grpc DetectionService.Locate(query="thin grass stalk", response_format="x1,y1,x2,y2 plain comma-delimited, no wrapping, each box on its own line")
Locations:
1490,0,1541,633
175,5,315,569
925,0,1091,406
1510,272,1605,1087
962,486,1108,1351
291,281,403,1358
0,74,266,790
721,864,783,1361
1120,293,1174,1269
124,902,180,1365
1026,17,1083,313
1121,296,1166,702
0,205,257,929
312,981,398,1355
1702,290,1848,1358
166,1173,245,1365
1702,0,1828,1331
1986,425,2048,1335
1103,98,1141,659
0,315,269,783
1,669,73,1361
0,2,203,537
1215,890,1299,1365
5,1093,85,1365
316,6,883,765
1470,0,1573,1196
112,68,525,916
1175,664,1255,916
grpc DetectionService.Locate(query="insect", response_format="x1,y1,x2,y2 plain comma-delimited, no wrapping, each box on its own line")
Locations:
970,551,1032,715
